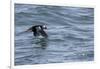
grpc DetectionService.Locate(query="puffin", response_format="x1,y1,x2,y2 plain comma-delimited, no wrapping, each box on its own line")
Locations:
26,25,48,38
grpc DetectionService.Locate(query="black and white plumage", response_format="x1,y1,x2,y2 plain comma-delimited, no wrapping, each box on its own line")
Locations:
26,25,48,38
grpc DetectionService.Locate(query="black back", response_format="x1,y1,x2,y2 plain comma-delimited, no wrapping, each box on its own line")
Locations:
29,25,48,37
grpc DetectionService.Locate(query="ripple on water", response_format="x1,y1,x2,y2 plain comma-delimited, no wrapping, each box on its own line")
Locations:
15,4,94,65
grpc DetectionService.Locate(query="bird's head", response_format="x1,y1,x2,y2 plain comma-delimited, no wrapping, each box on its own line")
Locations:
42,25,47,29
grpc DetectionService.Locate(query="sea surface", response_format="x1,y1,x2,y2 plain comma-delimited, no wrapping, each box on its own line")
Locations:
15,4,94,65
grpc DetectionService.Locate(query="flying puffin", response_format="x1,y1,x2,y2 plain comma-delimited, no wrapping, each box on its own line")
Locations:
26,25,48,38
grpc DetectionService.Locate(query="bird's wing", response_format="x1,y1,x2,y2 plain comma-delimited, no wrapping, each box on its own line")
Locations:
39,30,48,38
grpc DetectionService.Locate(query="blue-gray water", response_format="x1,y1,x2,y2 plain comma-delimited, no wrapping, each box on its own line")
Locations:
15,4,94,65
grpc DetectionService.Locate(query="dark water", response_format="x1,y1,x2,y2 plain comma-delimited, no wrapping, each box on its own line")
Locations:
15,4,94,65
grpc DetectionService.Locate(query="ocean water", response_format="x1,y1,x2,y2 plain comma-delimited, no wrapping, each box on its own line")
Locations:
15,4,94,65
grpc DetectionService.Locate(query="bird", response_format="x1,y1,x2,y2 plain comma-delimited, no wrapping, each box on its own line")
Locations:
26,25,48,38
